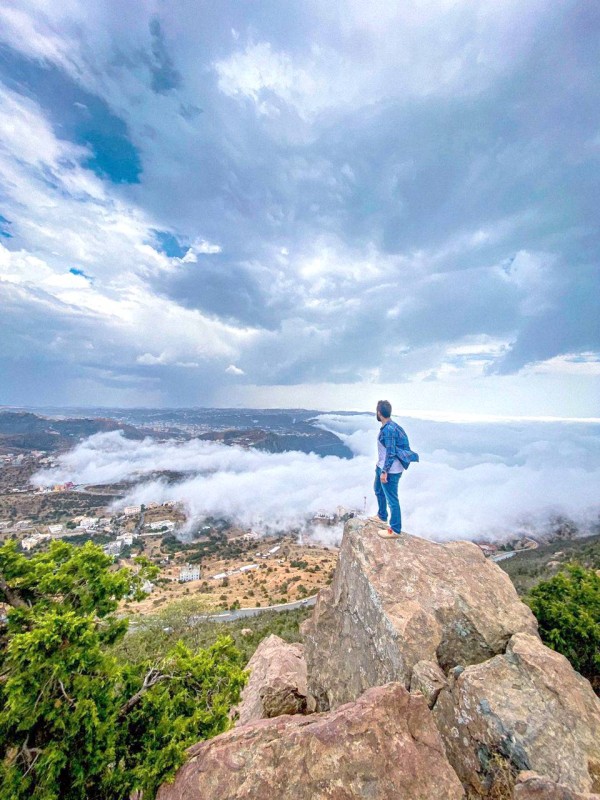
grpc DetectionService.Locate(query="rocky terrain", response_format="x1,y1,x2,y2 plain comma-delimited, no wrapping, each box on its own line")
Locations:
156,518,600,798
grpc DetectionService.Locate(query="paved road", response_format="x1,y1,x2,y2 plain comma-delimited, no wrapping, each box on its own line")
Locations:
71,484,125,497
490,542,539,562
199,595,318,623
134,509,145,535
127,594,319,631
491,551,517,562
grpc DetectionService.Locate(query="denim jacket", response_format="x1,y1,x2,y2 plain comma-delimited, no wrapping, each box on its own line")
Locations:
379,420,420,472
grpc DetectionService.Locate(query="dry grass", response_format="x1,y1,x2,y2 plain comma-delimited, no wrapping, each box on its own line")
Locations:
121,538,338,614
465,753,518,800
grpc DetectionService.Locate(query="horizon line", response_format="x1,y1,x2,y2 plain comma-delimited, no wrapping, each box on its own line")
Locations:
2,404,600,425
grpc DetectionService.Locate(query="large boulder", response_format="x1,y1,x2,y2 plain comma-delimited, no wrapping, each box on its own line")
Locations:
514,772,600,800
232,634,315,726
433,633,600,796
156,682,465,800
301,518,537,709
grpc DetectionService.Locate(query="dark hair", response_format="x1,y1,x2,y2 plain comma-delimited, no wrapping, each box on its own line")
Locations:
377,400,392,418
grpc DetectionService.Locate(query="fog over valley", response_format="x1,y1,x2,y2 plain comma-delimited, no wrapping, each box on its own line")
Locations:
31,412,600,544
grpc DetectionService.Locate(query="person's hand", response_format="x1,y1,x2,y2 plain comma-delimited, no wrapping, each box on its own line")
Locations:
381,471,388,483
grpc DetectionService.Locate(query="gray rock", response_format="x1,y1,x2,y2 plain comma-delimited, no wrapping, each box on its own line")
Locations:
231,634,315,726
410,659,449,708
157,683,465,800
301,518,537,710
514,771,600,800
433,633,600,796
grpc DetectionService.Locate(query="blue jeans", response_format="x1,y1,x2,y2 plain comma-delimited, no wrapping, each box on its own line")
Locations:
374,466,402,533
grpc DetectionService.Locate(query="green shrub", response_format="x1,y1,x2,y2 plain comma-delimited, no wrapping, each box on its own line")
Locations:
525,564,600,691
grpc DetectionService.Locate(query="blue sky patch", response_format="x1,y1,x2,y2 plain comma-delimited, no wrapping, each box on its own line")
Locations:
0,45,142,184
69,268,92,281
0,214,12,238
151,230,189,258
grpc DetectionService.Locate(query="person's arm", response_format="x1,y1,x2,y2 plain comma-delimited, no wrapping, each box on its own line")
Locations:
382,425,397,474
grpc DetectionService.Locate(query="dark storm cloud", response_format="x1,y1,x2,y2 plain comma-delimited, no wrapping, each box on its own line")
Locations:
493,262,600,374
126,2,598,385
151,254,286,330
0,0,598,409
148,17,182,94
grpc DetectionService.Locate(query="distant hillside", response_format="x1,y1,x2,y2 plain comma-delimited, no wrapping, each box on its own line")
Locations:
198,425,353,459
499,532,600,595
0,410,146,453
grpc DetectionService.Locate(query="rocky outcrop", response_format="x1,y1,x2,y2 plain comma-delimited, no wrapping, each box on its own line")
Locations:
301,518,537,710
514,771,600,800
410,659,449,709
156,682,465,800
159,518,600,800
231,634,315,726
433,633,600,796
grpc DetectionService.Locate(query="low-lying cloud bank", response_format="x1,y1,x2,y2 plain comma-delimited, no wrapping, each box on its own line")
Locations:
31,414,600,543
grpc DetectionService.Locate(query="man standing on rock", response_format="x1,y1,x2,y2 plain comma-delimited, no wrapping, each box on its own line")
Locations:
369,400,419,539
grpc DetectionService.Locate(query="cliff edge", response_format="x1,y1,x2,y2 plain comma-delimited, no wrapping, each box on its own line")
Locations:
158,519,600,799
301,517,538,709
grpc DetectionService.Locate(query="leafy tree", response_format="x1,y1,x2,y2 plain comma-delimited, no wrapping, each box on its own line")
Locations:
525,564,600,691
0,540,247,800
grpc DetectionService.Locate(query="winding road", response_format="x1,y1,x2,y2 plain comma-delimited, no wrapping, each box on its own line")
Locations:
198,594,318,623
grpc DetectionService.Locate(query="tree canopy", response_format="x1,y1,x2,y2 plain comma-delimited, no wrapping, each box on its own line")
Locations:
0,539,247,800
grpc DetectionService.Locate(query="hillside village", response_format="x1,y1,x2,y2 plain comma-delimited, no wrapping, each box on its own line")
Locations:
0,445,565,622
0,452,345,614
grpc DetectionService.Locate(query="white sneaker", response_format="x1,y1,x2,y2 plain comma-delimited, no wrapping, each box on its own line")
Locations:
378,528,409,540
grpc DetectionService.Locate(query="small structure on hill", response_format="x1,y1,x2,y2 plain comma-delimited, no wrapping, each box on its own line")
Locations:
179,564,201,582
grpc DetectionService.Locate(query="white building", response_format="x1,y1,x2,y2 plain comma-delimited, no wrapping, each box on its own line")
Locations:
103,541,122,556
313,510,336,525
79,517,98,529
16,519,33,529
239,564,259,572
48,524,64,535
211,572,228,580
267,545,281,554
21,533,51,551
123,505,141,516
336,505,359,519
116,532,135,546
179,564,201,582
148,519,175,531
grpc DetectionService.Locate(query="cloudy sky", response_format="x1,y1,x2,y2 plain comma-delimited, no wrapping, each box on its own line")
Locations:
0,1,598,416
